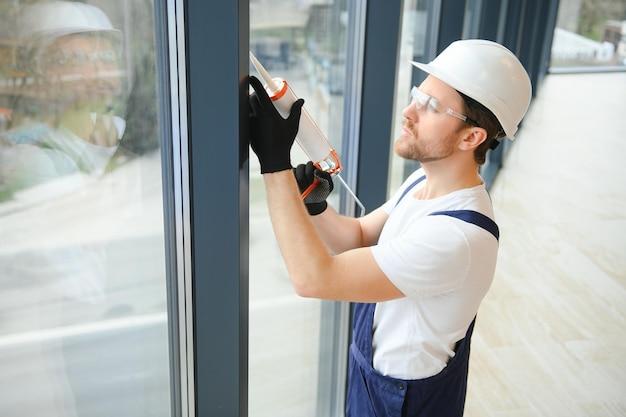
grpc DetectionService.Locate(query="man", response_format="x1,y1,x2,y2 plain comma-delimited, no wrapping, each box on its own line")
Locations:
248,39,531,416
1,1,125,201
0,5,125,414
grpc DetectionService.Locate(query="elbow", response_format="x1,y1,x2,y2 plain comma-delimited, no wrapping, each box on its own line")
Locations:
287,254,334,298
293,283,314,298
290,261,331,299
291,273,319,298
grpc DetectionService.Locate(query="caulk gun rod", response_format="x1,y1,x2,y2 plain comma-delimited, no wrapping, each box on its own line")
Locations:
336,173,366,217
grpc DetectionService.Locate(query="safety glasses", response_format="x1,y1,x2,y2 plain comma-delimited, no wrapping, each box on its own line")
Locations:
410,86,479,126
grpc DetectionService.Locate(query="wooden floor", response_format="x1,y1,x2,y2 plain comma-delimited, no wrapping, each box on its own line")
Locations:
465,72,626,417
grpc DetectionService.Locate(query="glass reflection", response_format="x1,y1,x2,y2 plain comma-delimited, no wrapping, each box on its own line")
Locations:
0,2,170,416
2,1,126,196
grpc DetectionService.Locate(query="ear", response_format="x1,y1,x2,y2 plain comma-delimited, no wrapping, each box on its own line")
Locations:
458,127,487,151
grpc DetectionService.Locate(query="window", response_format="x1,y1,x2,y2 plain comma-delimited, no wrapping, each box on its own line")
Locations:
388,0,432,195
249,0,350,415
550,0,626,70
0,1,173,415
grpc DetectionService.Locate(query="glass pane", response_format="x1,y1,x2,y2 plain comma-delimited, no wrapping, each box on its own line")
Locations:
550,0,626,68
249,1,349,416
462,0,482,39
388,0,430,196
0,1,172,416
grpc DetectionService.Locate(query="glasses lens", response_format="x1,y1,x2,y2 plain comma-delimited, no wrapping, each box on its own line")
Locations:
411,87,428,110
427,97,440,114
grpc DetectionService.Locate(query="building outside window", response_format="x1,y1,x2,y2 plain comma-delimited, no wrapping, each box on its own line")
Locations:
551,0,626,69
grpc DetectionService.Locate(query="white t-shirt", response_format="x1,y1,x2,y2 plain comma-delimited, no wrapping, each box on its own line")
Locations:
370,168,498,379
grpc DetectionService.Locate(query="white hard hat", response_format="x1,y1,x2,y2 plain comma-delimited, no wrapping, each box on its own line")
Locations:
412,39,532,139
18,1,119,41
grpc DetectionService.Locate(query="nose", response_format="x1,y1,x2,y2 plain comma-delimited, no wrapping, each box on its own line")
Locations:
402,102,418,122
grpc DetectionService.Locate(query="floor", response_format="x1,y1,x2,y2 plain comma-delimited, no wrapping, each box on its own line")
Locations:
465,72,626,417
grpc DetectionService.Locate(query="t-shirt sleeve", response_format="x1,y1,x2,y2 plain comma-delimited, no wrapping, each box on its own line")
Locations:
370,216,471,298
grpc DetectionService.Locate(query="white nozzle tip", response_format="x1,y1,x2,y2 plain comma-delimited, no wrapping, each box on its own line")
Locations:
249,50,280,91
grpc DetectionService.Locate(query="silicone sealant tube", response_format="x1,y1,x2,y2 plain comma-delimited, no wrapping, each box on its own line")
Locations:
250,52,340,174
250,51,365,216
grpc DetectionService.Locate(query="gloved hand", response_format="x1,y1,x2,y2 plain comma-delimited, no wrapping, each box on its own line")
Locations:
248,75,304,174
293,161,334,215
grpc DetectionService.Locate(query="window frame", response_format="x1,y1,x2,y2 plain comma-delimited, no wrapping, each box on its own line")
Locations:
183,0,249,416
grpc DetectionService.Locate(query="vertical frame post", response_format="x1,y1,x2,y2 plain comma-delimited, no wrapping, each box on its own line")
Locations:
356,0,404,211
184,1,249,416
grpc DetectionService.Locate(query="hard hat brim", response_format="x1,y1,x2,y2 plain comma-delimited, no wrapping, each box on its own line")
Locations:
25,27,121,43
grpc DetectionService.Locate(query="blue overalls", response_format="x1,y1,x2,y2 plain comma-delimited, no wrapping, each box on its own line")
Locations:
346,175,499,417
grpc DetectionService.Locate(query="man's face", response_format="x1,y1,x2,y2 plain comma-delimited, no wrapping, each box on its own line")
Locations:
37,34,125,146
41,33,124,107
394,75,467,162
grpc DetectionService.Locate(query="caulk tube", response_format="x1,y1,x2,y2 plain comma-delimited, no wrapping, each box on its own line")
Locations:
250,52,341,177
250,52,365,215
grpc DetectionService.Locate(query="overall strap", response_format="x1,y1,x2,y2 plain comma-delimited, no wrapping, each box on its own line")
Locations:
393,175,426,208
351,302,376,363
429,210,499,241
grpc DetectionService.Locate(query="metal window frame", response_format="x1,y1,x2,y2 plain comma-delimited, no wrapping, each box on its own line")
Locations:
479,0,561,188
531,0,560,88
179,1,372,416
355,0,404,212
549,65,626,74
437,0,468,53
518,0,546,93
313,1,369,417
502,0,525,57
495,0,510,43
183,1,249,416
401,0,443,180
485,0,529,186
476,0,505,42
462,0,483,39
339,0,368,217
345,0,405,413
160,0,195,416
403,0,466,180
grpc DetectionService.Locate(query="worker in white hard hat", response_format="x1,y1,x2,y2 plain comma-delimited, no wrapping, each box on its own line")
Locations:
0,1,126,201
0,4,127,416
248,39,531,416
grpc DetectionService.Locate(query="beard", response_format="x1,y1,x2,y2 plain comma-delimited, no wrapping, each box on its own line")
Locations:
394,122,457,162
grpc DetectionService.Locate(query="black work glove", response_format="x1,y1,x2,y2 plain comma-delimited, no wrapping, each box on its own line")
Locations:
248,75,304,174
293,161,334,215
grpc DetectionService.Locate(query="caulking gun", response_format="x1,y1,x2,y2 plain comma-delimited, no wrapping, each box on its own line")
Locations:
249,51,365,216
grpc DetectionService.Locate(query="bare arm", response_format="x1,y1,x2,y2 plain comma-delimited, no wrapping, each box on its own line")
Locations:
248,76,400,301
309,204,389,254
264,170,403,302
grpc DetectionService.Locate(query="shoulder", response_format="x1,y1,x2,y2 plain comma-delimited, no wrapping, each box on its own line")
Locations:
1,123,50,146
371,215,472,297
397,210,500,266
426,183,499,243
402,214,472,255
428,209,498,240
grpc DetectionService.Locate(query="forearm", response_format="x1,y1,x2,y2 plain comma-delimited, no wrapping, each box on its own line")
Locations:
310,206,365,254
263,170,332,296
